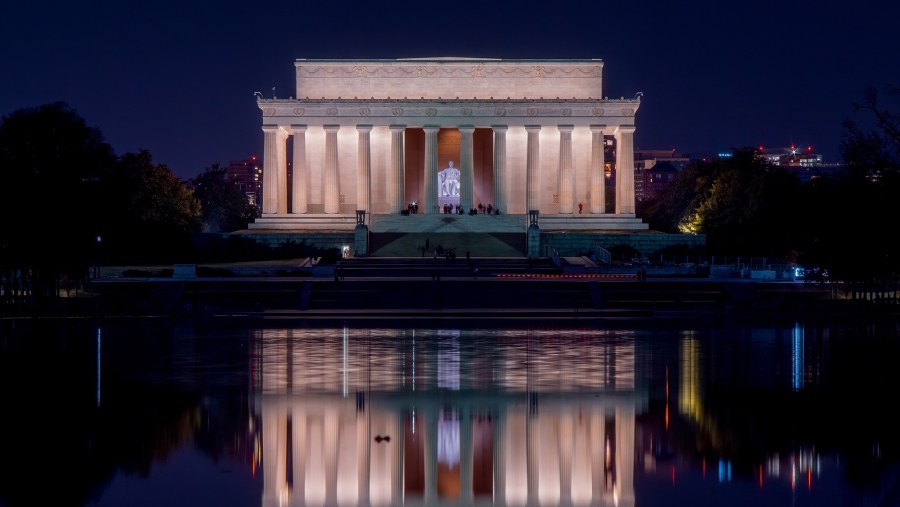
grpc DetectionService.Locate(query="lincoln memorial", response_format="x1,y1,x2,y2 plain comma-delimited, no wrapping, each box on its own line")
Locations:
250,58,649,245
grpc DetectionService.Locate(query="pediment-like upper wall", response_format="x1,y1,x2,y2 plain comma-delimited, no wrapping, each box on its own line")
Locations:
294,58,604,100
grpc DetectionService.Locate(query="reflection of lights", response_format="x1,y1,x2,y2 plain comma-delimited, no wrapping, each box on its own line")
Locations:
96,327,102,407
792,323,804,391
718,459,731,482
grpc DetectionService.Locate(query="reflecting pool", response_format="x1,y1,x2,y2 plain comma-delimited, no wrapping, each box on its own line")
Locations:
1,317,898,507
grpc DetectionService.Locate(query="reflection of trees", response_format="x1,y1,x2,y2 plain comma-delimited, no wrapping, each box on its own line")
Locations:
0,320,253,507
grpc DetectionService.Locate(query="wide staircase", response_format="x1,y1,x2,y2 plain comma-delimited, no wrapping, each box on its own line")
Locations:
369,212,528,257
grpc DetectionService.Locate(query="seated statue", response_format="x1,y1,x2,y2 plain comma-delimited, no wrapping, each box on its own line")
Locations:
439,160,461,197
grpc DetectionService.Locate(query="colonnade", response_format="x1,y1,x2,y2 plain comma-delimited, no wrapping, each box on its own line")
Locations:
260,123,636,217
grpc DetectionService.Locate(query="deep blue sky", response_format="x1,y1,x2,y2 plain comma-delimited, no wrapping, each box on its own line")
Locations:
2,0,897,179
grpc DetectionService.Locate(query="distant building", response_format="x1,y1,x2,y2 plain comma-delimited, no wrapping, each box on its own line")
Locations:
634,149,691,202
759,146,822,168
225,157,263,211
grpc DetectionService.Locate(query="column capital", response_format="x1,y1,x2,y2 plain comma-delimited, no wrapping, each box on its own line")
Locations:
558,124,575,133
525,125,542,132
289,124,307,134
491,125,509,133
323,124,341,133
614,124,636,135
389,124,407,132
356,124,373,133
262,124,290,137
590,124,607,133
458,125,475,134
422,125,440,133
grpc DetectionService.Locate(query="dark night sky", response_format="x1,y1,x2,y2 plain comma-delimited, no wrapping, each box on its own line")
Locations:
2,0,898,179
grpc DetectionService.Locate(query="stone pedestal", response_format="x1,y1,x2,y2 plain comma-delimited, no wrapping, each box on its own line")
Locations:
354,224,368,257
527,224,541,259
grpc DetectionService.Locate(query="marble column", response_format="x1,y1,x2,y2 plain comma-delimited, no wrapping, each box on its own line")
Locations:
389,125,405,213
323,125,341,214
356,125,372,213
614,125,636,215
290,125,308,214
261,125,288,215
423,126,440,214
492,125,507,214
525,125,541,213
558,125,575,214
590,125,606,214
459,125,475,211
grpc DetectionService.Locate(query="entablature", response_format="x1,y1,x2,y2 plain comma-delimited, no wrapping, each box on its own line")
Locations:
257,98,640,128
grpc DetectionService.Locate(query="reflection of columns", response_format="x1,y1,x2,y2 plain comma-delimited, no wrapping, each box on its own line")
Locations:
292,409,308,502
558,411,573,504
324,410,339,505
389,125,405,213
261,404,284,506
357,403,370,505
460,407,474,504
527,405,539,505
614,125,636,215
571,410,593,504
291,125,308,214
591,409,606,502
615,405,636,506
525,125,541,212
423,126,439,214
590,125,606,214
262,125,289,214
323,125,341,214
424,408,439,503
558,125,575,214
459,125,475,211
356,125,372,213
492,125,508,213
493,408,505,504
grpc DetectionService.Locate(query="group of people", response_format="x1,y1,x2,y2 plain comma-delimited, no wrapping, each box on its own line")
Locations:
401,202,420,216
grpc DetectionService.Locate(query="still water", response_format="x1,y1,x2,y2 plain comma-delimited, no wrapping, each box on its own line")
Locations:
1,317,898,507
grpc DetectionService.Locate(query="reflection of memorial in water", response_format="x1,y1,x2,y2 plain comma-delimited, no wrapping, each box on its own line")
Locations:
254,328,646,506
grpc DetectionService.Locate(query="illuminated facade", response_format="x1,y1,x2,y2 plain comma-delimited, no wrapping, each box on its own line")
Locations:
252,328,645,506
252,58,647,232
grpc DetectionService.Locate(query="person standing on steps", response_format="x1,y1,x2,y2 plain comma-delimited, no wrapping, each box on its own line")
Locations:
578,202,583,214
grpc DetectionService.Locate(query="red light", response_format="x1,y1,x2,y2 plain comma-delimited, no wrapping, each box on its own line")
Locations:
252,155,257,161
807,146,812,152
758,146,765,152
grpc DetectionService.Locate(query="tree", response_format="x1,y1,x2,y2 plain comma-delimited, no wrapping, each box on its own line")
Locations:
100,150,202,264
190,163,258,233
0,102,116,301
829,86,900,283
639,148,803,258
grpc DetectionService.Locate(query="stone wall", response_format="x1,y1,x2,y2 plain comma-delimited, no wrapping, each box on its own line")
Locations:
541,232,706,257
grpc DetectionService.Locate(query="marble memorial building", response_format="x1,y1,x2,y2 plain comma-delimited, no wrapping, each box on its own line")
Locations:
251,58,648,235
